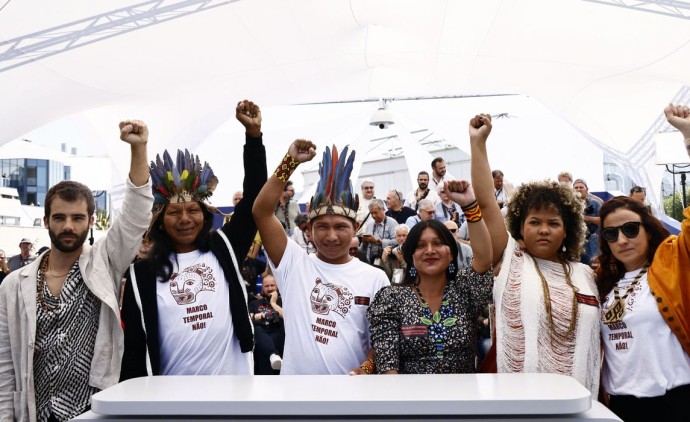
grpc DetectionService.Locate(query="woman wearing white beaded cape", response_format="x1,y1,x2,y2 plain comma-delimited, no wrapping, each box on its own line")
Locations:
470,114,600,398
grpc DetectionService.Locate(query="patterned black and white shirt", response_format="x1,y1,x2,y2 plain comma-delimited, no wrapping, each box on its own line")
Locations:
34,263,100,422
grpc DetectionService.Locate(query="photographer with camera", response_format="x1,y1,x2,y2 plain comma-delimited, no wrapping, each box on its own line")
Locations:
381,224,410,284
574,179,601,266
248,274,285,374
362,199,398,266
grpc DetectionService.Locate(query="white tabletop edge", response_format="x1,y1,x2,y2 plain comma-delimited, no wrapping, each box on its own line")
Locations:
91,374,593,416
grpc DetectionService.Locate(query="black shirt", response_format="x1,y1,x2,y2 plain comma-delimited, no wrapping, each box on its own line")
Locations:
386,206,417,225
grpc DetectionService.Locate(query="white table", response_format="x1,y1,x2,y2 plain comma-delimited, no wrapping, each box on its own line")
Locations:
75,374,621,421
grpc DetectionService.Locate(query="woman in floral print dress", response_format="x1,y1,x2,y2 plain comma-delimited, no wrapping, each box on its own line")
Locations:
367,180,493,373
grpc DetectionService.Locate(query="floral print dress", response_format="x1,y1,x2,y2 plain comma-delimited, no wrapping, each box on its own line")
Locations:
367,267,493,374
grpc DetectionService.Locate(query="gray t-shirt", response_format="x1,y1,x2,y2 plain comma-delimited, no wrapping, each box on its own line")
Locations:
7,254,36,271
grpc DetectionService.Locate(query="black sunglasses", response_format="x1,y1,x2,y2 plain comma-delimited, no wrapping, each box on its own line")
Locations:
602,222,642,243
449,228,457,233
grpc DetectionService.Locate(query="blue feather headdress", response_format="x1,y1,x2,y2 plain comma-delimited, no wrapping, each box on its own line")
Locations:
149,149,215,206
309,145,358,221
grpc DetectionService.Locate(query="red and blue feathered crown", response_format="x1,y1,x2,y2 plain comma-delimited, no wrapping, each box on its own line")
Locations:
149,149,215,206
309,145,358,221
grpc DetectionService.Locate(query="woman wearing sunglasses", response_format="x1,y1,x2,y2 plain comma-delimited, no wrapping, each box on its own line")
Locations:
469,113,601,398
596,104,690,422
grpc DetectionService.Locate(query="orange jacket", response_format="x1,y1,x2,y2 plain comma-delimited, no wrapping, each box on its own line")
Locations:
648,206,690,357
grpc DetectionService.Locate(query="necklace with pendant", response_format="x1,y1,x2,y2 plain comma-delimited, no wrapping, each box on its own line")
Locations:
603,265,649,324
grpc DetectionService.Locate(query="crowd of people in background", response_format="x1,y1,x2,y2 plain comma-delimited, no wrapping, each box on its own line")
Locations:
0,101,688,421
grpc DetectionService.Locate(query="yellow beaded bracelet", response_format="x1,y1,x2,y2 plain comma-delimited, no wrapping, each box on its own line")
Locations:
273,152,299,183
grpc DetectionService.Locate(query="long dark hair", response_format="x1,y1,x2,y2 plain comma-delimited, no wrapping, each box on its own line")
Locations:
596,196,669,301
147,201,216,281
401,219,459,286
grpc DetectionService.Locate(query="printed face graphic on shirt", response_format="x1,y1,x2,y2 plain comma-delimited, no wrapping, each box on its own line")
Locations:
310,278,352,317
169,263,216,305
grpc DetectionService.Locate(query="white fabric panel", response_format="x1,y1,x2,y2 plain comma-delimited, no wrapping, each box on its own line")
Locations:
0,0,688,213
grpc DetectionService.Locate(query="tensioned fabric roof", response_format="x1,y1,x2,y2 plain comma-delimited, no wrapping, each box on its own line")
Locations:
1,0,689,206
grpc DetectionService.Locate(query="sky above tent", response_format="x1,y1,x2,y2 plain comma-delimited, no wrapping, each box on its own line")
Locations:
1,0,689,206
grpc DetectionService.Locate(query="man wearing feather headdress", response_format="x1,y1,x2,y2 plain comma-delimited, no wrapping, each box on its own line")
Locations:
119,100,267,381
254,140,390,375
0,120,153,421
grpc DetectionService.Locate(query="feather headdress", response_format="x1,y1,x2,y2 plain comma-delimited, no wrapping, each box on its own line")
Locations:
149,149,215,206
309,145,358,221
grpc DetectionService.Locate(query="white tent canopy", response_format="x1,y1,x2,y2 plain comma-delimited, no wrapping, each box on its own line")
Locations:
1,0,689,207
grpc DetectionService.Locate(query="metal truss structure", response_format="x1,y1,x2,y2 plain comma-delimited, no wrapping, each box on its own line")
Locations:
571,86,690,206
582,0,690,19
0,0,237,73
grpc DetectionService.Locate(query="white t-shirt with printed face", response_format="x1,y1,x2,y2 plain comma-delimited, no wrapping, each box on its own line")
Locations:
157,250,252,375
270,240,390,375
601,268,690,397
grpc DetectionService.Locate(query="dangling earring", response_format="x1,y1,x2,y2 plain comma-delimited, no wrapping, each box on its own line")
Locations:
448,262,457,274
561,244,566,253
408,266,417,278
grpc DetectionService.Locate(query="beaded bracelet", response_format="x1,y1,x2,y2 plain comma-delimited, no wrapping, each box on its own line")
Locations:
274,152,299,183
460,200,478,212
461,200,482,223
359,358,375,374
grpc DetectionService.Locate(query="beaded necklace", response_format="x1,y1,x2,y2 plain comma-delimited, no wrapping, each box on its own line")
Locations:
603,265,649,324
414,284,458,358
532,258,579,339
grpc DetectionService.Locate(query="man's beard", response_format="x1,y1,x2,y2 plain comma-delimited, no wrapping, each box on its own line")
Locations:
49,227,89,253
419,183,428,190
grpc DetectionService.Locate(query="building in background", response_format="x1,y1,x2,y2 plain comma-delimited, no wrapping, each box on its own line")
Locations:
0,139,112,252
0,140,71,207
